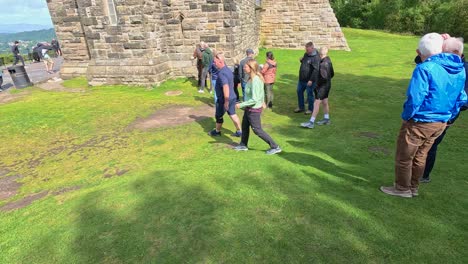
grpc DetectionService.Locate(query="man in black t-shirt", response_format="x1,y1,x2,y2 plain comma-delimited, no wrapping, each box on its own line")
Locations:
208,52,242,137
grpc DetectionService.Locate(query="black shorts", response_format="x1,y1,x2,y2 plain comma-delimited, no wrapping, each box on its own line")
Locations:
215,99,236,118
314,84,331,100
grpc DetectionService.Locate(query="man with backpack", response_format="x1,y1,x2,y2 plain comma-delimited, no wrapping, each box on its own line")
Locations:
11,40,25,66
301,47,334,128
199,43,213,93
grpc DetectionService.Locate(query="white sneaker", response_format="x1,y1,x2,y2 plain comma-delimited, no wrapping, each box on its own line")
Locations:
300,121,314,129
198,89,204,93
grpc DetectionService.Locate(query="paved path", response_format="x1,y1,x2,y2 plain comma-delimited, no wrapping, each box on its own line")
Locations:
1,57,64,90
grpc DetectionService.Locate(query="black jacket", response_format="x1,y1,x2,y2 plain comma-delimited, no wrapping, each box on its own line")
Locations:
317,56,334,89
299,50,320,82
11,45,19,55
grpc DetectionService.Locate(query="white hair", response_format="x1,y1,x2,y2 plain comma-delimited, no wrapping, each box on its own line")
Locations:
443,37,464,56
418,33,444,57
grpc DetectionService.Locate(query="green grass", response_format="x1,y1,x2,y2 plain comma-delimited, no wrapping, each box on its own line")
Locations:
0,28,467,263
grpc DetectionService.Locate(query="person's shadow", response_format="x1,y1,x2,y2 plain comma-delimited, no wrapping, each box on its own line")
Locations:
189,114,237,148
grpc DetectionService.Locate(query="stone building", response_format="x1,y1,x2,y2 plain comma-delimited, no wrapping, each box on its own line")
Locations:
46,0,348,85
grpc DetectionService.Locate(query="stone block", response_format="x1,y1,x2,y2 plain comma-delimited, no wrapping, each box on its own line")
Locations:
202,4,219,12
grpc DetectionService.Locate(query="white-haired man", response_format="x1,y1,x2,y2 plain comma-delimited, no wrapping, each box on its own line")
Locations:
380,33,467,198
420,37,467,183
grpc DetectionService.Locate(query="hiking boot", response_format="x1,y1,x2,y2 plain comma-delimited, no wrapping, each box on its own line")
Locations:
233,145,248,151
411,188,419,197
266,146,282,155
304,110,312,115
300,121,314,129
380,186,412,198
316,119,331,126
419,177,431,183
294,108,304,113
208,129,221,136
231,131,242,137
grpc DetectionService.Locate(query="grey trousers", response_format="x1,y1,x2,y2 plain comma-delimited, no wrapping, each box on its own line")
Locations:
264,83,274,107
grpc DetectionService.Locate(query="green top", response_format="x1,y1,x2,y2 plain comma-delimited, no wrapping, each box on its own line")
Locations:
240,75,264,109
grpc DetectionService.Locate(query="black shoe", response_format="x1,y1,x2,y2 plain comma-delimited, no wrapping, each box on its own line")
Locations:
208,129,221,136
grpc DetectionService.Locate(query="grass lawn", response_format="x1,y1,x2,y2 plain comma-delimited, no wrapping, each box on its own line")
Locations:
0,28,467,263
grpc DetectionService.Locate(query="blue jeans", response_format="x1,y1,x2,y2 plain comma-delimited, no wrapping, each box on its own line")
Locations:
241,81,247,101
212,79,217,104
297,81,315,111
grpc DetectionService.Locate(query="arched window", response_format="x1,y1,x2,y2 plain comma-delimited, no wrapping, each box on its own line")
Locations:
103,0,118,25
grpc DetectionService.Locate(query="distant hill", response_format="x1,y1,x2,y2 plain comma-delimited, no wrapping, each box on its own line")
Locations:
0,24,53,34
0,28,57,54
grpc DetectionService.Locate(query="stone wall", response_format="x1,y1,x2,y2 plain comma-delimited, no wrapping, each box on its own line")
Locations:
260,0,349,50
46,0,91,79
47,0,347,85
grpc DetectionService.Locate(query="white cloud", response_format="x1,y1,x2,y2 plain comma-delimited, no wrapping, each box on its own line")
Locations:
0,0,52,25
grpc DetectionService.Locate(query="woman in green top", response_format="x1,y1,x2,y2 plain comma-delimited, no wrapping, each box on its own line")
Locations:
234,59,282,155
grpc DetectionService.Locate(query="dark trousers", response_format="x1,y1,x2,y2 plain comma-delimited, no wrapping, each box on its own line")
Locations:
241,110,278,148
197,60,203,86
297,81,314,111
200,67,209,89
13,54,25,66
422,127,448,180
394,120,446,191
0,76,3,90
234,81,240,101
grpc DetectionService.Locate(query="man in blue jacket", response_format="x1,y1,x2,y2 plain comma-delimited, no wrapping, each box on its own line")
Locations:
380,33,467,198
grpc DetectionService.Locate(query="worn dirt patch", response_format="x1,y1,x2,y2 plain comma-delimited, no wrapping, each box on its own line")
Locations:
368,146,391,155
0,89,31,105
52,186,82,196
357,132,381,139
37,80,85,93
103,168,130,178
129,105,213,130
165,90,183,96
0,191,48,212
0,175,23,200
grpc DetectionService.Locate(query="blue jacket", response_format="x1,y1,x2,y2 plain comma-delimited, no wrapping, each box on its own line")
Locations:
402,53,467,122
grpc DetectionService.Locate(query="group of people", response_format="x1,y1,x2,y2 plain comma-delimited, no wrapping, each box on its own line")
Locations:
10,39,61,74
380,33,467,198
192,35,467,197
191,40,336,155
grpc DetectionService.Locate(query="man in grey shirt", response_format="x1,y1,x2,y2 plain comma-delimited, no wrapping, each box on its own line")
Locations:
238,48,255,100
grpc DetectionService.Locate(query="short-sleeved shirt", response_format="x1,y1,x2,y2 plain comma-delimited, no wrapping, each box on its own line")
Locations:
215,66,236,102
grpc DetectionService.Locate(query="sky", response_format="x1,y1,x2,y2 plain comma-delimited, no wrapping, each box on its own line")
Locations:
0,0,53,26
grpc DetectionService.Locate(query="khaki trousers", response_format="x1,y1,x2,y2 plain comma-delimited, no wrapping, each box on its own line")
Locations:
394,120,446,191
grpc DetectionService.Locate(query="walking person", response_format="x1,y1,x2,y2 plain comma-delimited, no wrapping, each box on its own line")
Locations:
40,44,55,74
209,52,242,137
192,42,204,87
199,43,213,93
234,59,282,155
239,48,255,100
420,39,467,183
301,47,334,128
11,41,25,66
294,42,320,114
380,33,467,198
261,51,277,109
